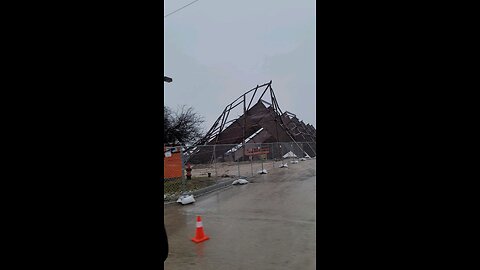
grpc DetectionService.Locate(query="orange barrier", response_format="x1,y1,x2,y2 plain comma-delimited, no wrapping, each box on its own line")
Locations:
164,146,182,179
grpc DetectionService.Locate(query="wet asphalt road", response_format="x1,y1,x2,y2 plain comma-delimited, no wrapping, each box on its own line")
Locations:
164,159,316,270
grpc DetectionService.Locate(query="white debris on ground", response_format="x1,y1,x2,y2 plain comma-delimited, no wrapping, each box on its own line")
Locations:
176,194,195,205
232,179,249,185
257,169,268,174
290,160,299,164
279,163,288,168
283,151,297,158
300,158,307,161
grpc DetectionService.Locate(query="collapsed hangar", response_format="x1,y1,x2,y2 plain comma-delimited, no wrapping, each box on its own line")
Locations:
184,81,316,164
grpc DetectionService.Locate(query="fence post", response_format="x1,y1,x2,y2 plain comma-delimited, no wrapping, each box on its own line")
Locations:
291,143,296,161
237,159,240,178
250,156,253,177
213,145,217,178
261,154,264,171
181,146,186,194
272,143,275,168
280,143,283,165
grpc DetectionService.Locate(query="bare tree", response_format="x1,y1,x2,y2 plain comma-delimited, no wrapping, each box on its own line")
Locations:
164,105,204,145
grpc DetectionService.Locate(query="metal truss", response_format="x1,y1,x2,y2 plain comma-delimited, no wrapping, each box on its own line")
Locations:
184,81,316,162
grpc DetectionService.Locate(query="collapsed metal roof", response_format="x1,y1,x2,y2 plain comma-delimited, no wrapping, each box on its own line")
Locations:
185,81,316,163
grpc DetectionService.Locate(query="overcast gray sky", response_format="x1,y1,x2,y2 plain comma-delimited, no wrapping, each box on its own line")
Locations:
164,0,316,132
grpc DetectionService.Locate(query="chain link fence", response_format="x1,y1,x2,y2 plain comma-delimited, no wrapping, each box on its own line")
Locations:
164,142,316,202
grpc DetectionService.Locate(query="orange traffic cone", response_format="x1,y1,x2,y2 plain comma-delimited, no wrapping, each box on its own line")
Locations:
191,216,210,243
